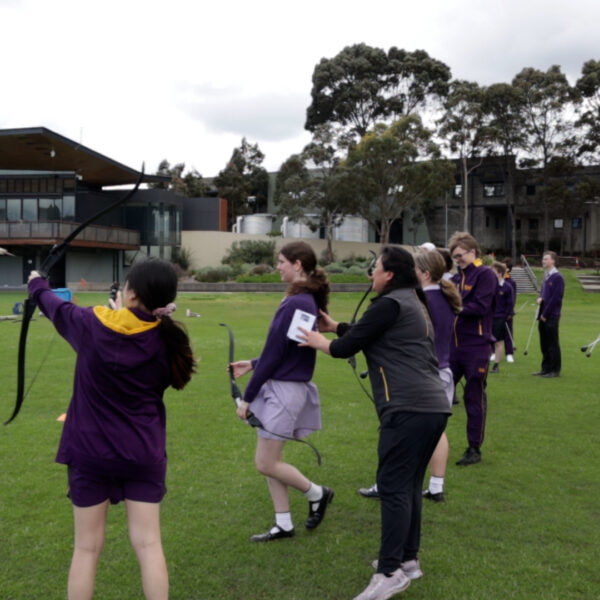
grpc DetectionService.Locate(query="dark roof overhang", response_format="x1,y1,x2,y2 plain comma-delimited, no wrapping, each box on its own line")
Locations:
0,127,168,187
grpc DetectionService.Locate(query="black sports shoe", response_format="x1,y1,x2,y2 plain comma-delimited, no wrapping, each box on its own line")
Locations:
305,486,334,530
251,526,295,542
490,363,499,373
541,372,560,378
358,484,380,499
456,446,481,466
422,489,445,503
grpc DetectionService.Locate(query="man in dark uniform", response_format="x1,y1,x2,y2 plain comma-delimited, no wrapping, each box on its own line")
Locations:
533,251,565,378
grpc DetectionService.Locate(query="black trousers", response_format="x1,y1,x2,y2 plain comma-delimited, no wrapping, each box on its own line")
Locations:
376,411,448,574
539,317,561,374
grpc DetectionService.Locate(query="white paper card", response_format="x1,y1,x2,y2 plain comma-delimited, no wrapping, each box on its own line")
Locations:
287,309,316,342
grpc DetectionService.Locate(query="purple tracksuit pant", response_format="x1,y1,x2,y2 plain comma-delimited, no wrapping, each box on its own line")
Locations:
450,344,489,449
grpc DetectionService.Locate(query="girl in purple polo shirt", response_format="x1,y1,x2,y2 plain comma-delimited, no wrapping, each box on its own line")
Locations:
231,241,333,542
28,258,195,600
414,250,462,502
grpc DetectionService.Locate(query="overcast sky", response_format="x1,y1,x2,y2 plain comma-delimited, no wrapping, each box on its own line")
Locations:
1,0,599,179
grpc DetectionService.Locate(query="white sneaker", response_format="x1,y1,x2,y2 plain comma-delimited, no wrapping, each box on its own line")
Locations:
353,569,410,600
371,559,423,581
506,354,515,363
490,353,496,362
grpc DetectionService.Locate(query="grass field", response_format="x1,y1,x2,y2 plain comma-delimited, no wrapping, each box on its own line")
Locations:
1,270,599,599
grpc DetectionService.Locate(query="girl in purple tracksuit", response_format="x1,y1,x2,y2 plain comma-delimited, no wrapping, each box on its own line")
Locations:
28,258,195,600
232,241,333,542
449,232,497,466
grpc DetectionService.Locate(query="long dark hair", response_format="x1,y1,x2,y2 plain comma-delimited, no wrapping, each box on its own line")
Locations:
379,246,429,307
126,258,195,389
280,241,330,312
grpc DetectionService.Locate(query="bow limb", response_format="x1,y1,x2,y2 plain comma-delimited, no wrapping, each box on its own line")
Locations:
5,164,145,425
347,250,377,401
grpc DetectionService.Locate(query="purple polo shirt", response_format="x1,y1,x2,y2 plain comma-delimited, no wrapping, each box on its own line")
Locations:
29,277,170,480
244,293,318,403
424,286,455,369
452,261,497,347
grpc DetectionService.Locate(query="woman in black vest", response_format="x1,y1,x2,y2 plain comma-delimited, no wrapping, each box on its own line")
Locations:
299,246,450,600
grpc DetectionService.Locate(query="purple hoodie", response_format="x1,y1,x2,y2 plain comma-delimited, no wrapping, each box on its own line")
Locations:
29,277,170,480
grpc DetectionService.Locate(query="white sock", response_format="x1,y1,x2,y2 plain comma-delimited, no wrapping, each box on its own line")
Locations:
303,482,323,502
429,476,444,494
275,512,293,532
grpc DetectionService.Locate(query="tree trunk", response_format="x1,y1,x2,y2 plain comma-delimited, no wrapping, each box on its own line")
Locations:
462,156,469,232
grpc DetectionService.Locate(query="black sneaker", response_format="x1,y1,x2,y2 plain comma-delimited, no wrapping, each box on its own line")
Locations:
305,486,334,530
456,446,481,466
250,525,295,542
422,489,445,503
490,363,499,373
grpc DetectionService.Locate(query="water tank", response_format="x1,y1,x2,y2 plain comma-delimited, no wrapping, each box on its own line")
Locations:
236,213,275,234
333,216,369,242
282,214,320,239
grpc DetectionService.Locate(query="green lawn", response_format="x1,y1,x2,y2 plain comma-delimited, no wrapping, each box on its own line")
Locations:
1,270,599,599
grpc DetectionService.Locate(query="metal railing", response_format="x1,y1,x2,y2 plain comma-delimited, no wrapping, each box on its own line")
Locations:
520,254,541,293
0,220,140,246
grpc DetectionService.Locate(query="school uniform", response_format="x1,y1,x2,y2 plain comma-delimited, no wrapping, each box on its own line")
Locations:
503,274,517,354
28,277,171,506
492,280,515,342
450,260,496,451
538,268,565,375
243,292,321,439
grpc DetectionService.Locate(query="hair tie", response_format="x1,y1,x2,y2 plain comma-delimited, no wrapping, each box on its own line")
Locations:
152,302,176,318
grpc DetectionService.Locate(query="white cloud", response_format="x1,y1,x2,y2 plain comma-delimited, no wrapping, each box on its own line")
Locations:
1,0,599,177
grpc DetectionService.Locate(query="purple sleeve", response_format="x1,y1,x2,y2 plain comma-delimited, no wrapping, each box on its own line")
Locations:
243,299,295,403
503,285,515,319
460,268,497,317
28,277,88,352
541,274,564,319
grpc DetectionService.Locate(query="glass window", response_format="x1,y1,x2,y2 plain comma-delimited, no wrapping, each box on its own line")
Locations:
0,199,6,220
483,183,504,197
40,198,62,220
23,198,38,221
7,198,21,221
453,184,462,198
572,217,582,229
62,195,75,221
553,219,563,229
529,218,538,230
526,184,536,196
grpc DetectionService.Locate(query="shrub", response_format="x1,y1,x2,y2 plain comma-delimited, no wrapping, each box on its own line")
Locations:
172,246,192,271
250,263,274,275
194,265,236,282
222,240,276,266
324,262,346,274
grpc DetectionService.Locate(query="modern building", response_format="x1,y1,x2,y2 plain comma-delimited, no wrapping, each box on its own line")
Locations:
0,127,185,288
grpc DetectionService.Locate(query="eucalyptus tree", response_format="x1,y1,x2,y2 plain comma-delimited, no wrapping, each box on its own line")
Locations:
512,65,577,250
275,125,351,263
437,80,488,231
214,138,269,229
575,59,600,162
151,160,207,197
482,83,527,259
305,44,451,140
343,114,449,244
